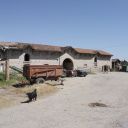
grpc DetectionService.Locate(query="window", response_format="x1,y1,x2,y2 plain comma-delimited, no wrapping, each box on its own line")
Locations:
24,54,30,61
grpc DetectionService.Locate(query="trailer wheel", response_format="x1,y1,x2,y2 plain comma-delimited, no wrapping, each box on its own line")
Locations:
36,78,45,84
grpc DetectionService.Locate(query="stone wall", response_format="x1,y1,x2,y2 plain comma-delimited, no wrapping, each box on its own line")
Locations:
1,48,112,72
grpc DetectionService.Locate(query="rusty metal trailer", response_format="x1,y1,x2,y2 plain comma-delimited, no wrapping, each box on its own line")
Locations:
23,64,63,84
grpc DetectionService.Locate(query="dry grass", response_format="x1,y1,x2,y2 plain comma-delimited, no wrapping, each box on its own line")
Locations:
11,84,58,96
0,96,13,109
0,83,58,109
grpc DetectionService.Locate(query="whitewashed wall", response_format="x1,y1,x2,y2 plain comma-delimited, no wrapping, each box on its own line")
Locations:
2,49,112,72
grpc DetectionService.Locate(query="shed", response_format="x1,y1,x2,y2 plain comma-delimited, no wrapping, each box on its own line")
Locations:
121,60,128,72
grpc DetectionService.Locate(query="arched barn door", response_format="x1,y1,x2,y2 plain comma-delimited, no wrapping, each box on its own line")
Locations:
63,58,74,70
24,54,30,61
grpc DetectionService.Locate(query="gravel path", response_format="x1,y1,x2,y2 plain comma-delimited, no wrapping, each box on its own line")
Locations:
0,72,128,128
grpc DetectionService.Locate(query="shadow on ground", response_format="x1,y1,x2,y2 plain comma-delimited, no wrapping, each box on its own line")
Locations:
12,82,31,88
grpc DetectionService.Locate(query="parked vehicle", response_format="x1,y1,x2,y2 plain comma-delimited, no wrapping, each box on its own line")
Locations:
63,69,87,77
65,70,77,77
76,70,87,77
23,64,63,84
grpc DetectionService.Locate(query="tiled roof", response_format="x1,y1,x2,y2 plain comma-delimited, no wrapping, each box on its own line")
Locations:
30,44,62,52
0,42,62,52
96,50,113,56
0,42,112,56
75,48,112,56
74,48,96,54
0,42,17,47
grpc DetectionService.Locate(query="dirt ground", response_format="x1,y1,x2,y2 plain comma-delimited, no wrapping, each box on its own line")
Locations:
0,72,128,128
0,83,58,109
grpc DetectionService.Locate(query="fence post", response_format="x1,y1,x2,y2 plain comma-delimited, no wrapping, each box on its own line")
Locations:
5,59,9,81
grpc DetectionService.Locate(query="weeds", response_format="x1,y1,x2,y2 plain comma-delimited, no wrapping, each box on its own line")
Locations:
0,72,27,87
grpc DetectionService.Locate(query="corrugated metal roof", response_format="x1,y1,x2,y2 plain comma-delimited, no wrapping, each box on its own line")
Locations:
112,59,121,62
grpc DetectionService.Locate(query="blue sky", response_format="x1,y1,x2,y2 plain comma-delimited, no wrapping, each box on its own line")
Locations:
0,0,128,60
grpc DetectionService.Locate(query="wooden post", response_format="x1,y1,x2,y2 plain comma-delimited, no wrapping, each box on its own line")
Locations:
5,59,9,81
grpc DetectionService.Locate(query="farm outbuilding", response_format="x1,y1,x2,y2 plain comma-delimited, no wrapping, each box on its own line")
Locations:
121,60,128,72
0,42,113,79
112,59,122,71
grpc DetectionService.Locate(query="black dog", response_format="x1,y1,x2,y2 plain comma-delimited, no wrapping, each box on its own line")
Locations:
26,89,37,102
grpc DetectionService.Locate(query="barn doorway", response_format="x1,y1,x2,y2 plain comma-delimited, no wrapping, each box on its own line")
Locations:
24,54,30,61
94,57,97,66
63,58,74,70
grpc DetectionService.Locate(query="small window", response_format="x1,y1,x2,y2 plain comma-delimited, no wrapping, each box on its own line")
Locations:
24,54,30,61
94,57,97,62
94,57,97,66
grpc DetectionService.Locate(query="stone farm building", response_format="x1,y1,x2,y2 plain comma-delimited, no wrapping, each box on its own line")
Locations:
0,42,112,72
